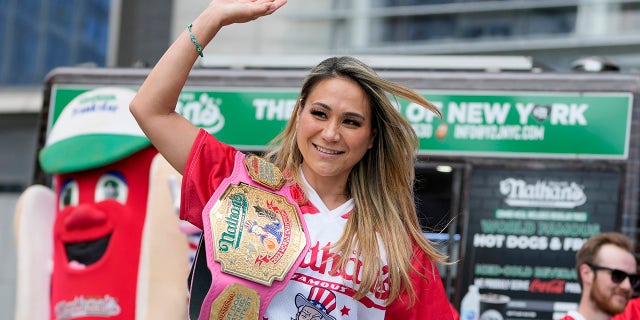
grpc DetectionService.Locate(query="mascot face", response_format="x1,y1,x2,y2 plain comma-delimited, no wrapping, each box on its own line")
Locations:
50,147,156,319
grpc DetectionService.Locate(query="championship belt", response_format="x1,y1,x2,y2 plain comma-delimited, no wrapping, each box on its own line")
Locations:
191,153,310,320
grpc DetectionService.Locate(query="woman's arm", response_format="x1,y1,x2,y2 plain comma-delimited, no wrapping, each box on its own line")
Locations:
130,0,286,174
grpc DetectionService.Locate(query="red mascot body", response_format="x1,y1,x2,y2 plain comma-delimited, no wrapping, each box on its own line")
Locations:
14,87,190,320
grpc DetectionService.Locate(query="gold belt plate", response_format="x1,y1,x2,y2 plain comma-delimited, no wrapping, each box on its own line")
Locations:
243,154,285,190
209,284,259,320
209,182,306,286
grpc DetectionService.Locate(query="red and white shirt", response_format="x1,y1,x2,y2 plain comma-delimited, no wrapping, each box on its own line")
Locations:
560,310,586,320
181,129,454,320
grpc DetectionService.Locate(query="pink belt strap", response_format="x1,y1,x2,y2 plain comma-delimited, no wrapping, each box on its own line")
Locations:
194,152,310,319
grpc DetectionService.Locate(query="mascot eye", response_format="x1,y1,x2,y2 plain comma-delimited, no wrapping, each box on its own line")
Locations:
59,179,79,210
95,172,128,204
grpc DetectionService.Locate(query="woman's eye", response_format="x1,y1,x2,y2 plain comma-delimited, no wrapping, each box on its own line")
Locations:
310,110,327,119
95,172,128,204
344,119,362,127
59,180,79,210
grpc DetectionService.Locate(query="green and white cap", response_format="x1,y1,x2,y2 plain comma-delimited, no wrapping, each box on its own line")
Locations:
39,87,151,174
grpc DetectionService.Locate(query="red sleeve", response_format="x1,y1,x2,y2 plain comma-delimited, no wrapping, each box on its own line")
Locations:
179,129,237,229
612,297,640,320
385,246,455,320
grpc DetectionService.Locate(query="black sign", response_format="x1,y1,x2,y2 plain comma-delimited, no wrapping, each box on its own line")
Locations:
460,168,619,320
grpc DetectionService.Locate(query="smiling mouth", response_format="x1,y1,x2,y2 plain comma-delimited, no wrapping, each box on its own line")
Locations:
65,234,111,269
314,144,343,155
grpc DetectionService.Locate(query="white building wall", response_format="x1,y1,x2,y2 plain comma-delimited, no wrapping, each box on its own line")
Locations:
165,0,640,71
170,0,332,56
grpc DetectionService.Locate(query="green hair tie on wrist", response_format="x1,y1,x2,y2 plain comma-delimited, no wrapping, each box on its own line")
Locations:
187,23,204,57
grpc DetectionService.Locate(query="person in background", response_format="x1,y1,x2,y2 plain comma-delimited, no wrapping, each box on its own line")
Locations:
561,232,639,320
129,0,455,318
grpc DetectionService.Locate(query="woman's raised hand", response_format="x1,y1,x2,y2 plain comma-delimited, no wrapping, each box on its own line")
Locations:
209,0,287,27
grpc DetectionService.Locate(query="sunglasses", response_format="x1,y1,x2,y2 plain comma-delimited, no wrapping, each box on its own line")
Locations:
587,263,640,289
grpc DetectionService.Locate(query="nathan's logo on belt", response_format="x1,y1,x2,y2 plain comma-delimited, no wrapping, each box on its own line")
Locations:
218,193,248,252
209,182,306,286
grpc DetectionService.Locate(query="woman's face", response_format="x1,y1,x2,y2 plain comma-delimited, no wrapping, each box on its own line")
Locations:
296,76,376,185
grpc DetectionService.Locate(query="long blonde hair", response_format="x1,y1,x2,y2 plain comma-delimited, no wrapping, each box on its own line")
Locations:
266,56,447,305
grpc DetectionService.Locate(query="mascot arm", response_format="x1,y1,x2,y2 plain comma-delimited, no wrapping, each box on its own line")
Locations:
136,153,190,320
13,185,56,320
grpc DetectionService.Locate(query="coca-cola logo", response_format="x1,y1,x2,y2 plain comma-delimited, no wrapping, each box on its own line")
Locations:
499,178,586,208
529,278,565,294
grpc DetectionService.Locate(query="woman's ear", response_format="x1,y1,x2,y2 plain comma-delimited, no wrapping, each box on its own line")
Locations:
368,128,378,149
295,98,304,129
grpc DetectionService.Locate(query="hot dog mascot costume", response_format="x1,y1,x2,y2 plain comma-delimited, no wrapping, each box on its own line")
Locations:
13,87,190,319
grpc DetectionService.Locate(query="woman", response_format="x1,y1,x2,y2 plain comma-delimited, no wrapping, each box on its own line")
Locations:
130,0,453,318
